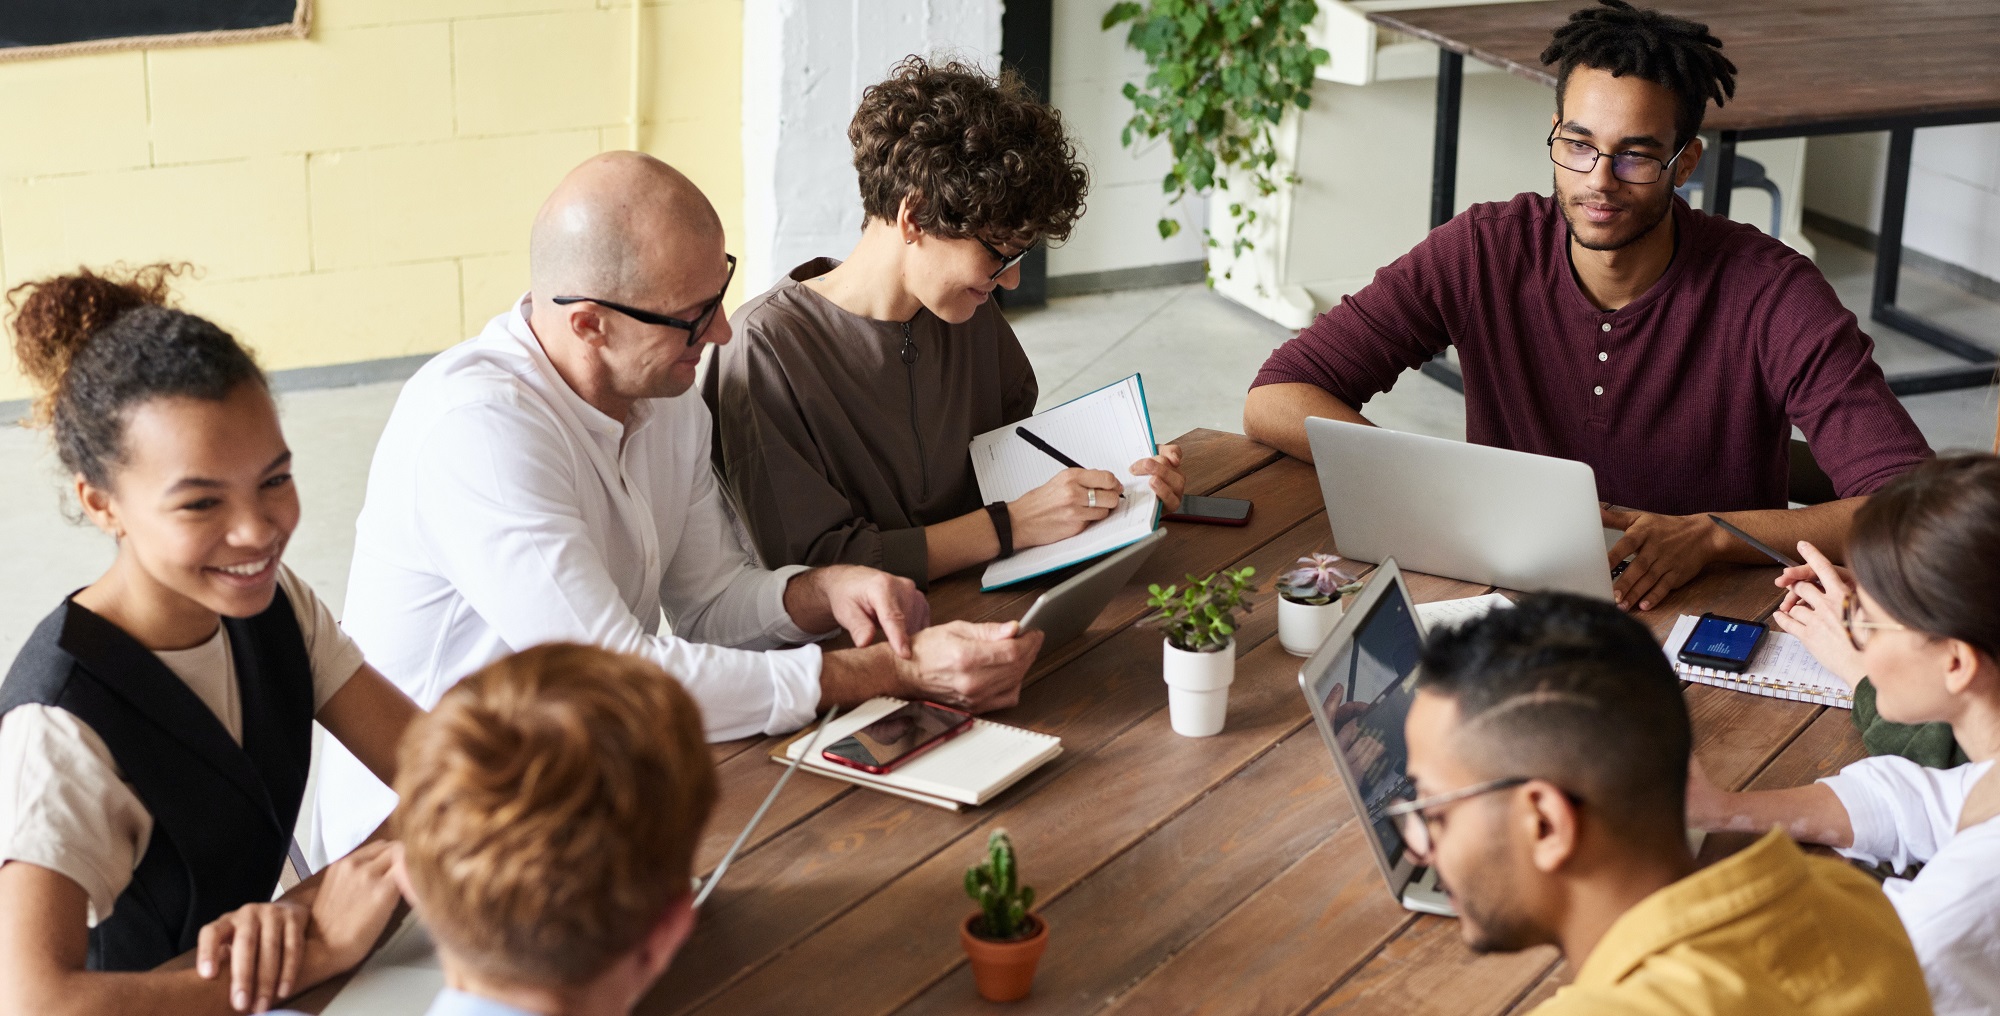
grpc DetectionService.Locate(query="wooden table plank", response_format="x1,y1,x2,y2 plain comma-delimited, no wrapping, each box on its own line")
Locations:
682,632,1320,1014
650,507,1355,1015
690,442,1312,875
1141,558,1798,1016
1369,0,2000,134
894,575,1491,1015
1096,816,1414,1016
1696,697,1870,865
1311,917,1557,1016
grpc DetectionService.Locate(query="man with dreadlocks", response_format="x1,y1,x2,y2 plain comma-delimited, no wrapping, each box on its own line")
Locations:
1246,0,1929,613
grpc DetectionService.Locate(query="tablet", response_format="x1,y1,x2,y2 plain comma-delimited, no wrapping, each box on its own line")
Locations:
1017,529,1168,653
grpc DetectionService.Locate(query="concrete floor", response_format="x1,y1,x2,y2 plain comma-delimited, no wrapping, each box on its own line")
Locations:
2,229,1995,659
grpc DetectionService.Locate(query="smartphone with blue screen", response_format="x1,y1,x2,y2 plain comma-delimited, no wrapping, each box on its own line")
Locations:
1676,613,1767,673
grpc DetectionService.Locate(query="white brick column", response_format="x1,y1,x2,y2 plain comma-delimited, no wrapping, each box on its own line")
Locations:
741,0,1003,292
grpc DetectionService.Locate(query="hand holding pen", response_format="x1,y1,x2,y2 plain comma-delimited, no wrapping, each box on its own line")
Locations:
1007,427,1124,548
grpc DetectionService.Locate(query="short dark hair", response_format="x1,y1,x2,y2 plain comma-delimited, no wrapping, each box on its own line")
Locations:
1850,454,2000,662
1417,593,1689,838
7,264,265,490
849,56,1088,248
1540,0,1737,152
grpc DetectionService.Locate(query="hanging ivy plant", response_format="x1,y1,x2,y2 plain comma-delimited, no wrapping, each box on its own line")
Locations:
1103,0,1328,259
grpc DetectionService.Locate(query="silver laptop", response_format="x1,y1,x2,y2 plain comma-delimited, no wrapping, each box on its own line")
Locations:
1298,558,1453,916
1018,529,1167,652
1304,418,1618,600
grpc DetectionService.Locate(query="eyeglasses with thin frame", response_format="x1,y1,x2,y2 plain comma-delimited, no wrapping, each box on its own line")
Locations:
1381,776,1581,860
977,237,1037,282
1841,596,1909,650
1547,128,1690,185
552,254,738,348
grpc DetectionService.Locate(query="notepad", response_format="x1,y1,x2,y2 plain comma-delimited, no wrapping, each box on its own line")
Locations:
771,698,1063,811
1415,593,1515,632
1662,614,1853,708
970,374,1161,590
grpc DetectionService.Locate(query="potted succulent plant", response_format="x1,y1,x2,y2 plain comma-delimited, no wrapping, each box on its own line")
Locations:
1276,553,1365,656
960,829,1047,1002
1146,567,1256,736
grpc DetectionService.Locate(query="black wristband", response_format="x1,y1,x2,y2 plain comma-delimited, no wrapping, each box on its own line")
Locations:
985,501,1014,559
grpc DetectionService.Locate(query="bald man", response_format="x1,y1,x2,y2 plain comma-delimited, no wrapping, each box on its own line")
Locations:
317,153,1041,861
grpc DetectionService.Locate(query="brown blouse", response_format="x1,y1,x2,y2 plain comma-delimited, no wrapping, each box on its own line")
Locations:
705,259,1038,586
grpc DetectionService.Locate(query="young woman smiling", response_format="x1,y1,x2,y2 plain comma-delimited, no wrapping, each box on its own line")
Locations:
1687,454,2000,1016
0,267,416,1015
707,57,1185,588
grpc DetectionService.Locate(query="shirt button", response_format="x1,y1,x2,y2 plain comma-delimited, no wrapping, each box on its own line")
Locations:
1598,351,1608,361
1593,385,1605,396
1600,322,1612,332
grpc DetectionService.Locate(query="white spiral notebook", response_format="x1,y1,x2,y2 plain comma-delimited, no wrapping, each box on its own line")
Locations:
770,697,1062,811
968,373,1162,590
1661,614,1853,708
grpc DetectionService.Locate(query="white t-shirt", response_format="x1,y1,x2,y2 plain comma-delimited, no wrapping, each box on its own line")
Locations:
0,566,364,925
1822,754,2000,1016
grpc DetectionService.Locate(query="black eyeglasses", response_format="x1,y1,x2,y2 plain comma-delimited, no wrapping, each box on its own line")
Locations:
1547,129,1689,185
976,237,1037,282
553,254,737,348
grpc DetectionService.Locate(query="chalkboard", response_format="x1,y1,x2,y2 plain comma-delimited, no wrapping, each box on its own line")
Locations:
0,0,308,61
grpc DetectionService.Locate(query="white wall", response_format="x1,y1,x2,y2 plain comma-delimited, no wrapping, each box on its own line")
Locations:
741,0,1003,293
1805,125,2000,284
1047,0,1207,279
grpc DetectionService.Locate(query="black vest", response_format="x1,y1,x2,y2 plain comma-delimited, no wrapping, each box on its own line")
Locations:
0,590,315,971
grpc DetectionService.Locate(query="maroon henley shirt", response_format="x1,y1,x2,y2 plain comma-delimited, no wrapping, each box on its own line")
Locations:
1253,192,1930,515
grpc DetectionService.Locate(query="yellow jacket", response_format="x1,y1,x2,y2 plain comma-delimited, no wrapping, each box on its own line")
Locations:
1534,829,1931,1015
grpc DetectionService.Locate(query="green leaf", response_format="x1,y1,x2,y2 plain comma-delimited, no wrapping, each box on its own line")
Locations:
1102,2,1143,30
1157,217,1181,239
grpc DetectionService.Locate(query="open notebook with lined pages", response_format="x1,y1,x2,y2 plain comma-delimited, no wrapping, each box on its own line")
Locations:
1662,614,1853,708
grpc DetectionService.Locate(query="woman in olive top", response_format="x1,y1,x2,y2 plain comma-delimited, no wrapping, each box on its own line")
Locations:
0,267,414,1015
708,57,1185,587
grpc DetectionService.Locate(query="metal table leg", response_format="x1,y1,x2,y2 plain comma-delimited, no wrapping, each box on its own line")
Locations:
1870,126,1998,394
1430,49,1463,230
1421,48,1467,390
1700,130,1738,216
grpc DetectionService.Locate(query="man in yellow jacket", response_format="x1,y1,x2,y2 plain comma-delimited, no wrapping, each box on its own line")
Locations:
1396,592,1930,1015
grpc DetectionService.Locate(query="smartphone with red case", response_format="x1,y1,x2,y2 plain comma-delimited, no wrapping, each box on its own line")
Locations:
821,701,975,774
1163,495,1253,526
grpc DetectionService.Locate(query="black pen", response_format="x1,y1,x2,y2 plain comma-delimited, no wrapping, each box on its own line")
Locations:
1707,514,1803,568
1016,427,1084,470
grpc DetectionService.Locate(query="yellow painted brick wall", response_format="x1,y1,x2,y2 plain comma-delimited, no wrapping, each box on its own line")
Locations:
0,0,744,402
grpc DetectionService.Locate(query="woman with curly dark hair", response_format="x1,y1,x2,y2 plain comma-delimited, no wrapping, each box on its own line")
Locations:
708,56,1185,587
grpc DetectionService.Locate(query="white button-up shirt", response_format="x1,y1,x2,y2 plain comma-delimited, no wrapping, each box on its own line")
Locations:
316,296,823,860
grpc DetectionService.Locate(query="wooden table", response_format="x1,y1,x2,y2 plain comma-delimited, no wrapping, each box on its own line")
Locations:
620,429,1864,1016
1371,0,2000,397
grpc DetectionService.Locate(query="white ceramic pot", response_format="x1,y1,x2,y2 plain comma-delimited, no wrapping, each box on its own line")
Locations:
1277,595,1343,656
1162,637,1235,737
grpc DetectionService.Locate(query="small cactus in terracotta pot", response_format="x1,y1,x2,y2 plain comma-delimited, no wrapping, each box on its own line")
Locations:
960,829,1047,1002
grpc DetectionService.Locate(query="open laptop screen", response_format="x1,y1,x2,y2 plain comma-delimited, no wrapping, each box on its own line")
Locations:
1324,588,1425,866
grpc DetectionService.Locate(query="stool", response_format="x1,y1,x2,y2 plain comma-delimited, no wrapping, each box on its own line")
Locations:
1678,154,1783,237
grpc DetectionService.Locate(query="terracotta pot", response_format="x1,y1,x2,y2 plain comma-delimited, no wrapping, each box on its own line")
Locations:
960,912,1049,1002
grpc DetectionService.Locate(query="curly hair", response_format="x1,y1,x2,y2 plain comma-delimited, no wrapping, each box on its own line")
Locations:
7,263,264,489
1540,0,1737,152
395,643,717,988
850,56,1088,248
